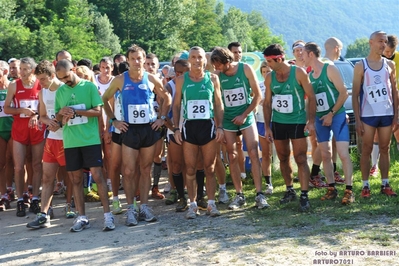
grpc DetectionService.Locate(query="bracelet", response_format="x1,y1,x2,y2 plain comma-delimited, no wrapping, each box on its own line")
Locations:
58,121,63,128
217,126,223,130
173,127,180,133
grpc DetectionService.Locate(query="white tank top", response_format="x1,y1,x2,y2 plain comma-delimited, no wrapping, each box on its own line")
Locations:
42,88,63,140
360,58,393,117
255,81,266,123
95,75,115,127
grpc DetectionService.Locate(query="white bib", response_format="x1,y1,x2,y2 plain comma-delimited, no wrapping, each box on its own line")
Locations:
366,84,388,104
67,104,88,126
0,101,11,117
223,87,246,107
272,94,293,113
315,92,330,112
19,99,38,118
128,104,149,124
187,100,210,119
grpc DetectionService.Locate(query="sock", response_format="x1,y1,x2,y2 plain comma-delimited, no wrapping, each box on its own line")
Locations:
397,143,399,151
286,185,294,191
363,180,369,188
311,164,321,177
236,192,244,197
382,179,389,186
113,196,119,201
173,173,185,198
152,162,162,187
240,172,247,179
219,183,226,190
190,201,197,208
333,163,337,173
328,183,336,188
196,170,205,200
18,198,23,202
104,212,113,218
371,143,379,167
208,199,215,205
32,196,39,201
264,176,272,185
346,185,352,190
256,191,264,196
301,190,308,197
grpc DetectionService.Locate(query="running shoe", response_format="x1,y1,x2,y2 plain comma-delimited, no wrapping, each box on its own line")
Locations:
85,191,101,202
228,194,246,210
280,189,297,204
139,204,157,222
6,188,15,201
255,194,270,209
197,198,208,211
176,197,188,212
381,184,397,197
16,200,26,217
186,204,199,219
299,195,310,212
125,207,139,226
151,185,165,199
206,202,221,217
163,182,172,193
103,214,115,231
27,213,50,229
320,187,338,200
23,193,30,207
309,174,329,188
218,188,229,204
334,171,345,184
112,199,123,215
70,216,90,232
0,197,10,211
369,165,378,177
165,189,178,205
341,189,355,205
29,199,41,214
53,182,65,195
65,203,76,219
265,184,274,195
361,186,371,198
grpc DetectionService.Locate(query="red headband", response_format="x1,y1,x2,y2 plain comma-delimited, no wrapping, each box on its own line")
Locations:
264,55,284,60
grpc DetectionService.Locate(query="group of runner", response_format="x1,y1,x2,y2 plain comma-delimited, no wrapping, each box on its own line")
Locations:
0,30,398,232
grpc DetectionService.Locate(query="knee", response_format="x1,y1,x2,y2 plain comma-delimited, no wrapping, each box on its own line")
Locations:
294,153,308,165
186,167,196,176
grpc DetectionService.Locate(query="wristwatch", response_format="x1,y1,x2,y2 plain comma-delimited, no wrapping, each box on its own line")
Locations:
109,117,117,124
160,115,166,120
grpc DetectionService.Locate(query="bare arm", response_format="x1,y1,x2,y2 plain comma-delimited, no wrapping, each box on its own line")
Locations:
211,73,225,143
172,76,184,145
297,67,316,133
262,73,273,142
387,60,399,132
352,61,364,136
4,82,36,117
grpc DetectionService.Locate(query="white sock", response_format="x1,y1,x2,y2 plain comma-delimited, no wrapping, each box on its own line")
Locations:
190,201,197,208
241,173,247,179
371,143,379,167
219,183,226,190
113,196,119,201
208,199,215,205
382,179,389,186
363,180,370,188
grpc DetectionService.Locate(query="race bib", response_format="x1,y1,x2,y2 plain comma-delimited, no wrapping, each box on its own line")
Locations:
187,100,210,119
67,104,88,126
315,92,330,112
47,109,56,120
272,94,293,113
128,104,149,124
20,99,38,118
223,87,246,107
0,101,11,118
367,84,388,104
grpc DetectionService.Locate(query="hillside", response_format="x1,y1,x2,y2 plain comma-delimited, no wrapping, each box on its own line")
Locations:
223,0,399,56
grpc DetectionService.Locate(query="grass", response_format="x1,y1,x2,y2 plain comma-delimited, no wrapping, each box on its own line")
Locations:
220,138,399,247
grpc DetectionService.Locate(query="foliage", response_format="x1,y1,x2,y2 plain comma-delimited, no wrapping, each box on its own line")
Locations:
345,38,369,58
0,0,284,62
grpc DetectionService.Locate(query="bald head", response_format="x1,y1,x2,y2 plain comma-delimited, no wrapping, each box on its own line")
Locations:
55,59,74,72
56,50,72,62
324,37,343,61
370,31,387,40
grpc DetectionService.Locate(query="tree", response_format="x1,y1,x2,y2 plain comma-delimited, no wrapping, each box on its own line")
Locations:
220,7,253,49
183,0,224,51
345,38,369,58
92,12,121,55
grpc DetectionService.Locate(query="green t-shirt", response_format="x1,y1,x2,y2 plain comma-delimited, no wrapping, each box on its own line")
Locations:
310,63,345,117
219,62,253,120
0,90,13,132
55,80,103,148
182,71,215,120
270,65,306,124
